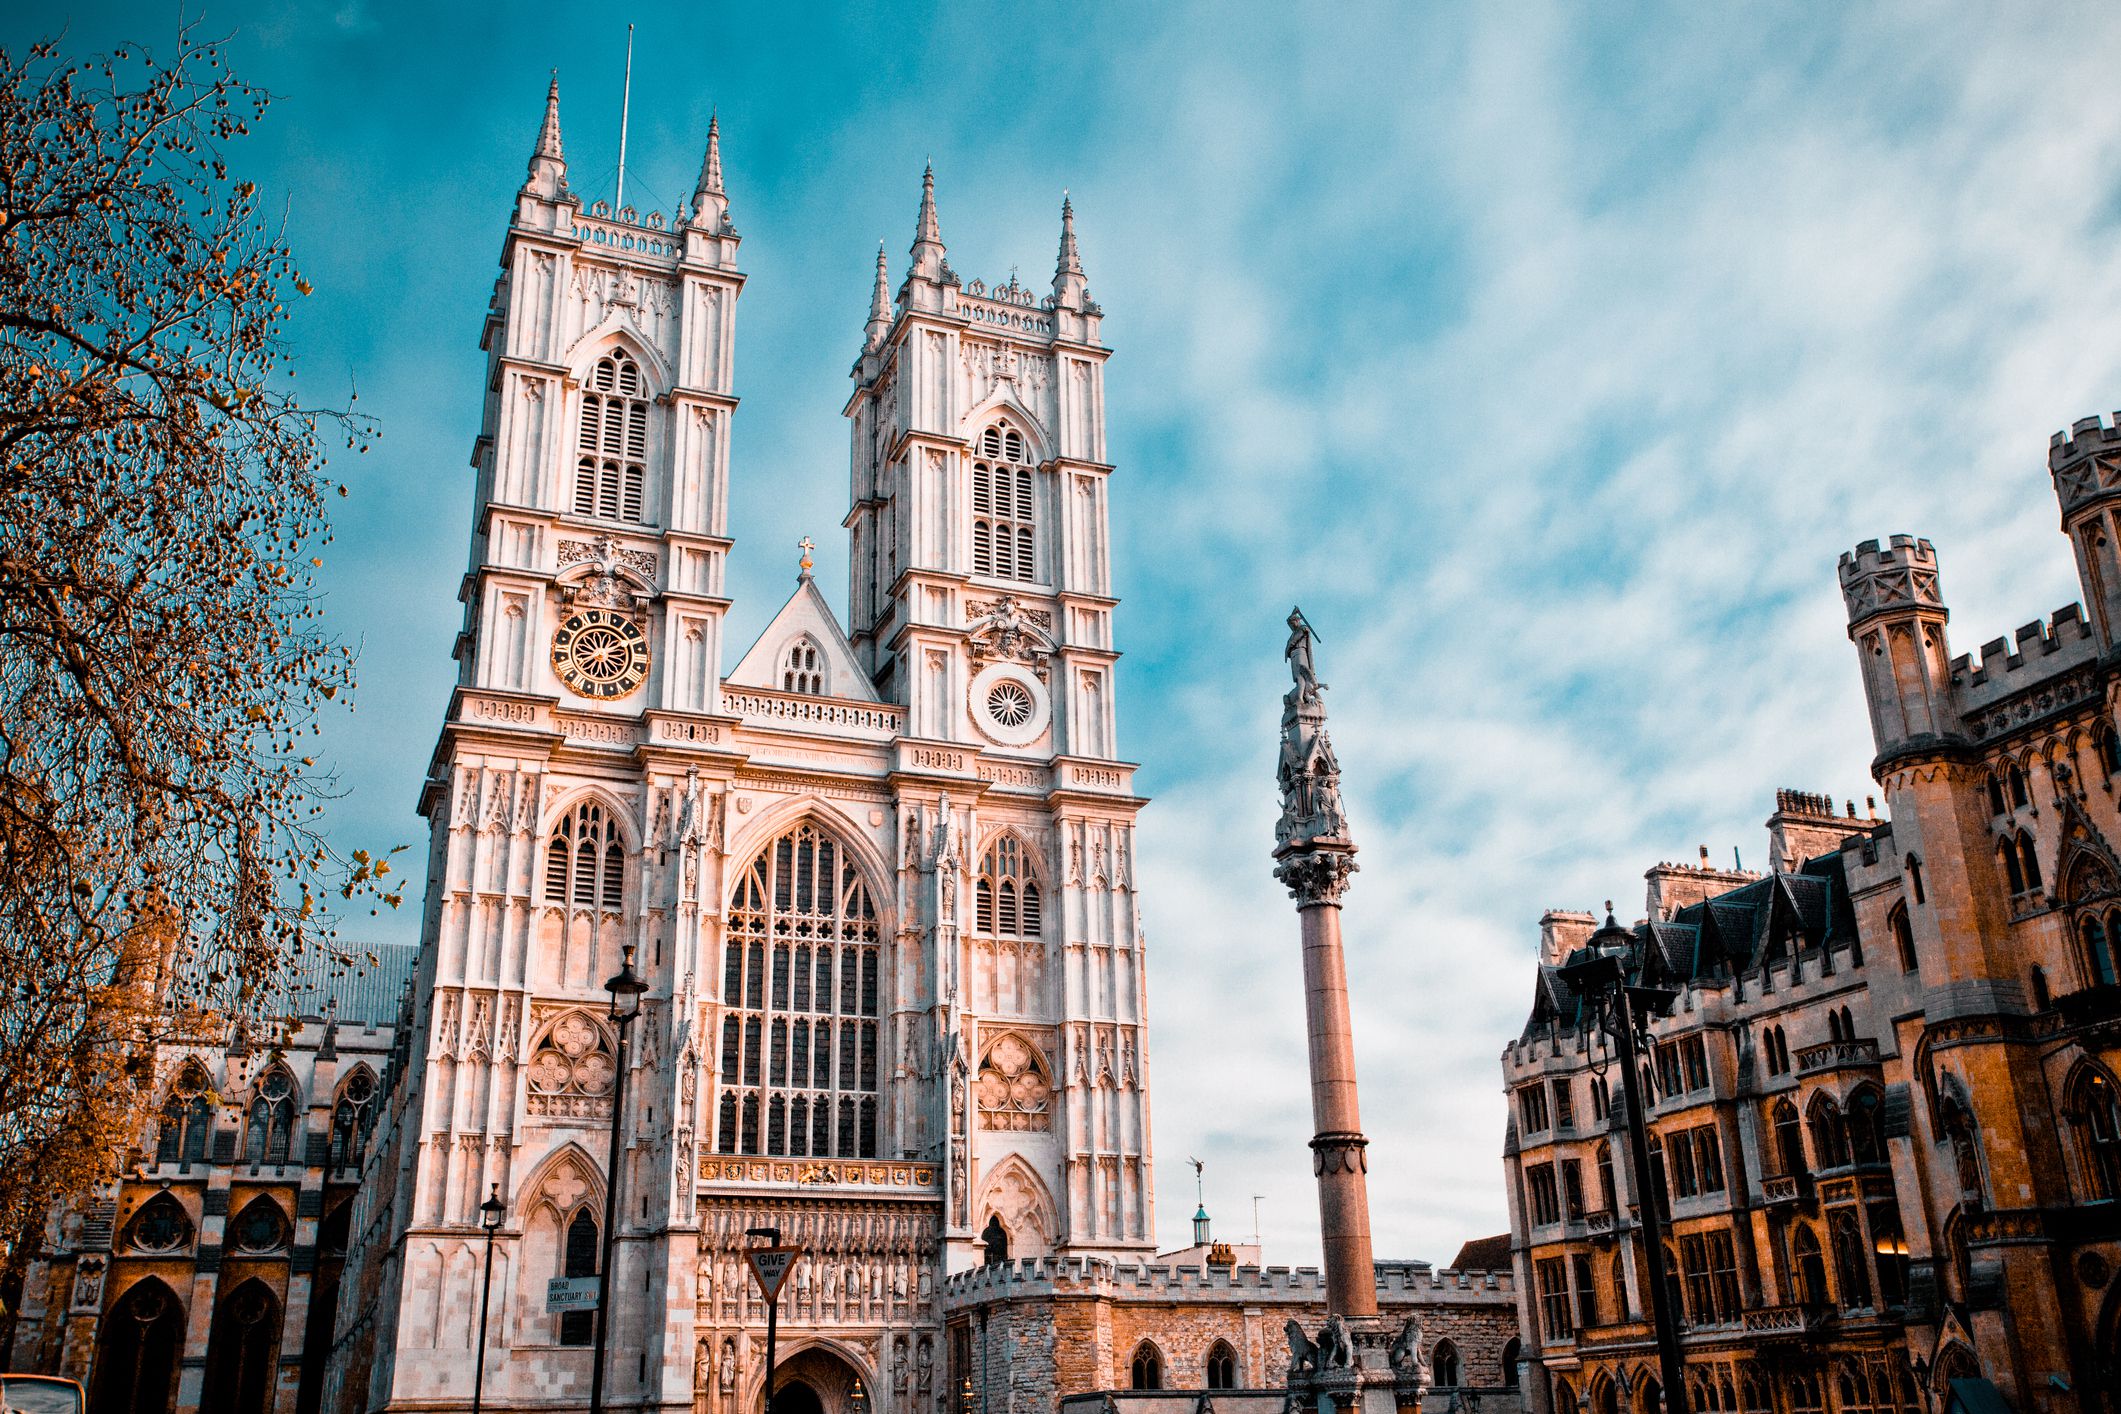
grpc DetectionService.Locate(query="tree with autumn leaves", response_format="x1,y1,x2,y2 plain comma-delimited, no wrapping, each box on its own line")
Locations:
0,30,396,1258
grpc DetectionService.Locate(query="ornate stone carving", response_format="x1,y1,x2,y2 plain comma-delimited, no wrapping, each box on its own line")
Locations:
1275,607,1356,860
1310,1130,1370,1176
976,1034,1051,1130
524,1011,617,1119
1275,849,1359,907
557,534,655,610
967,595,1056,680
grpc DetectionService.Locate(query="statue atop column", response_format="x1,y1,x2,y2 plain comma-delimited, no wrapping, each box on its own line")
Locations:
1276,608,1352,851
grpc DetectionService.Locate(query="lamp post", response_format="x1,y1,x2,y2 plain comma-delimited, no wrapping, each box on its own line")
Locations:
1559,907,1688,1414
746,1226,784,1414
590,944,647,1414
473,1183,505,1414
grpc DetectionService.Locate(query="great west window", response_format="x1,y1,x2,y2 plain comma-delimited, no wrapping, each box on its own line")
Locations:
716,823,882,1158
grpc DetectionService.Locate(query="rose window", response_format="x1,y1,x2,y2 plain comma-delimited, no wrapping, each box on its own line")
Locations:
987,681,1034,728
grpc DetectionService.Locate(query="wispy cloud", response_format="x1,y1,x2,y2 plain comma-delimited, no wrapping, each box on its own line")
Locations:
27,0,2121,1266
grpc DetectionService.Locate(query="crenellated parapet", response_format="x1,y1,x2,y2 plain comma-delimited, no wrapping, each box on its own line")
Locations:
938,1257,1512,1311
2047,411,2121,516
1838,534,1945,631
2050,412,2121,649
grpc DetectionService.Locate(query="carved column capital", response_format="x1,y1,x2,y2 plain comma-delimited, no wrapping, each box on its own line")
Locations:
1275,847,1359,907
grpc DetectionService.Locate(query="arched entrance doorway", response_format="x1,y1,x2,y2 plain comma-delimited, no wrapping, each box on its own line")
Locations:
88,1279,183,1414
763,1344,870,1414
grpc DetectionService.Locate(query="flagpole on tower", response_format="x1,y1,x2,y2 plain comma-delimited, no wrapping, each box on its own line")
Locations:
615,22,635,210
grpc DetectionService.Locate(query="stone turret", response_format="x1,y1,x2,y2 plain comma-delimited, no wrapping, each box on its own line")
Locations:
2050,412,2121,649
1839,535,1959,764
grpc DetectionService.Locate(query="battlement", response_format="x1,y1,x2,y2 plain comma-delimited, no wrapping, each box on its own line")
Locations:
1839,535,1944,628
2050,412,2121,472
939,1256,1511,1309
1948,603,2096,714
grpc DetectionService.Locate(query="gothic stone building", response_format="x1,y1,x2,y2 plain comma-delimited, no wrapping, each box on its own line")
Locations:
1504,415,2121,1414
308,75,1522,1414
1,945,417,1414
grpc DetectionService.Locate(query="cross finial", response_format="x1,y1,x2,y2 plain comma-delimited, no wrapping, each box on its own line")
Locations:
797,536,815,582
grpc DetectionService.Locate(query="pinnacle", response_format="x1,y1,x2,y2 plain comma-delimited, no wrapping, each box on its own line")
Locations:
535,70,564,161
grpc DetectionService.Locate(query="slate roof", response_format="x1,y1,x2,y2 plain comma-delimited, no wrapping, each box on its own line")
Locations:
265,942,418,1027
1449,1233,1512,1271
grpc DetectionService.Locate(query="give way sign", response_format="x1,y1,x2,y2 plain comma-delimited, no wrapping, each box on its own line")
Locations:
745,1246,803,1303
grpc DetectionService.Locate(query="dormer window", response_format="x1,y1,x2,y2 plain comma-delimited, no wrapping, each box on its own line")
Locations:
972,424,1035,581
575,350,649,523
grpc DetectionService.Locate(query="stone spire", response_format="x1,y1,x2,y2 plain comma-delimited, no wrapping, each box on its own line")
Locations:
863,243,893,351
1270,607,1376,1320
908,163,948,284
1052,193,1089,309
689,113,730,232
525,71,567,198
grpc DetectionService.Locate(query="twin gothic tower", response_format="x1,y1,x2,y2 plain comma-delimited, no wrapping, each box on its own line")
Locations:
334,80,1153,1414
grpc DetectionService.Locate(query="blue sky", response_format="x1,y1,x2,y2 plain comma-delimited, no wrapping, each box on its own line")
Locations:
28,1,2121,1265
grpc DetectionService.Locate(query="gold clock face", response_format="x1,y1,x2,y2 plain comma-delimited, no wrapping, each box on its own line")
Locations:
551,609,650,699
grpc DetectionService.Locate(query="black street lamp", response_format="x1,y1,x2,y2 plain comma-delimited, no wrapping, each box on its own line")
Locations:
1559,907,1688,1414
473,1183,505,1414
590,944,648,1414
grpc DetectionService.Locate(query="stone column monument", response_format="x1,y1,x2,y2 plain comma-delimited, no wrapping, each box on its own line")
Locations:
1271,608,1377,1320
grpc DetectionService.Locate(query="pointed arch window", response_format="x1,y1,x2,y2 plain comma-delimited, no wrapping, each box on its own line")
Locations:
157,1063,213,1168
2070,1068,2121,1199
125,1193,194,1253
974,835,1043,939
2008,764,2029,809
574,350,650,523
972,424,1036,582
2018,832,2043,891
330,1068,377,1170
1808,1095,1850,1170
244,1068,297,1166
781,637,825,695
1771,1097,1806,1177
1792,1223,1829,1307
2083,916,2118,987
560,1207,598,1345
543,800,626,910
717,822,881,1158
1205,1342,1239,1390
1888,902,1917,972
1129,1343,1164,1391
1906,854,1925,905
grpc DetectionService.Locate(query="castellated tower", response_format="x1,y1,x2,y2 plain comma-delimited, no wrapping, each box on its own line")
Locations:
1838,534,1957,761
2049,412,2121,648
330,81,1154,1414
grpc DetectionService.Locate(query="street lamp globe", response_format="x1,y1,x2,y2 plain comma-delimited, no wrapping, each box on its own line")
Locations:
480,1183,505,1233
605,944,647,1022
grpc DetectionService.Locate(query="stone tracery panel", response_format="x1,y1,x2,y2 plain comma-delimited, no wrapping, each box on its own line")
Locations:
977,1034,1051,1131
525,1010,617,1119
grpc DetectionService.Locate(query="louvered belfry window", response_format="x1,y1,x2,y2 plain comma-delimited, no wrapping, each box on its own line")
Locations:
544,801,626,910
971,424,1035,581
975,835,1042,938
575,350,649,523
716,823,881,1159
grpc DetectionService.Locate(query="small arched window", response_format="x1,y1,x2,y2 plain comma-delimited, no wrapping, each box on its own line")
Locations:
2084,917,2118,987
544,800,627,910
2019,833,2043,891
1830,1210,1871,1310
244,1068,297,1166
1499,1339,1520,1388
331,1068,377,1170
1595,1141,1616,1213
1906,855,1926,905
2008,764,2029,809
2098,724,2121,778
974,835,1042,939
1129,1343,1164,1391
1792,1223,1829,1307
574,350,650,523
1608,1251,1629,1321
1848,1087,1886,1165
1772,1097,1806,1177
2030,964,2051,1011
157,1063,214,1167
1987,774,2008,816
560,1207,599,1345
1888,902,1916,972
230,1196,290,1253
971,424,1036,582
1809,1095,1850,1169
1205,1341,1239,1390
2070,1069,2121,1200
1828,1010,1846,1044
780,637,825,695
2000,841,2025,895
1431,1340,1461,1389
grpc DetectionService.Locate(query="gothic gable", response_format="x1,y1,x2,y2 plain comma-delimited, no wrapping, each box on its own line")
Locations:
725,577,879,701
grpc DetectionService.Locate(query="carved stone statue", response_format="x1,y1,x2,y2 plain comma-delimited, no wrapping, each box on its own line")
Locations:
1387,1315,1429,1383
1284,1319,1319,1375
1315,1314,1354,1371
1275,607,1351,852
980,1214,1010,1265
